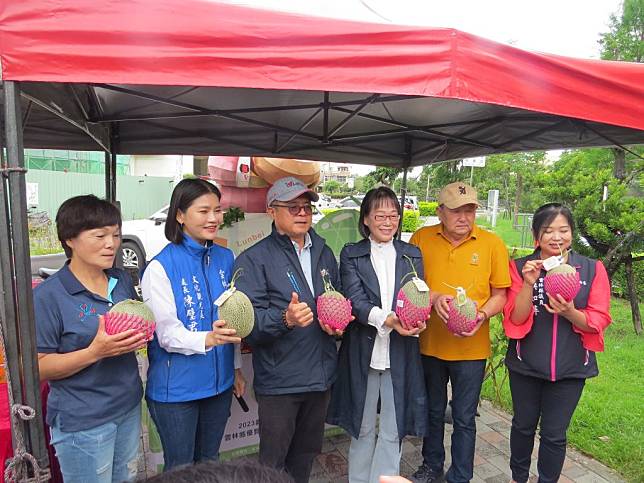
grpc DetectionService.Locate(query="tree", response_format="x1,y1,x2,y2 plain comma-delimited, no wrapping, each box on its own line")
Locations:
599,0,643,62
540,148,644,334
362,167,401,191
594,0,644,333
322,180,341,193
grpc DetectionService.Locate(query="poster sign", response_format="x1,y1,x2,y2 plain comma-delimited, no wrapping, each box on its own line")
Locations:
26,182,39,206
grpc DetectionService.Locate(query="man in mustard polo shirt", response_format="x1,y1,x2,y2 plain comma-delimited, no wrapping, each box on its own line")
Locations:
409,182,510,483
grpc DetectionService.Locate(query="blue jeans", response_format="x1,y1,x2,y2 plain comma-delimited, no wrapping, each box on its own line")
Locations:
421,356,485,483
146,388,233,471
50,402,141,483
348,368,401,483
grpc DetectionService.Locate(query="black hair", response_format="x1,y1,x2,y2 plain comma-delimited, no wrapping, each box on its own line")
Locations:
358,186,402,239
532,203,575,241
165,178,222,244
145,460,294,483
56,195,121,258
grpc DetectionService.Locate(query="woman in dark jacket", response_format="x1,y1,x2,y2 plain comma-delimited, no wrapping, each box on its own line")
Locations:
503,203,611,483
327,187,428,483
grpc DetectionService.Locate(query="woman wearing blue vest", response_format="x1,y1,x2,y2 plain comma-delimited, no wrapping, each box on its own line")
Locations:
503,203,611,483
141,178,245,471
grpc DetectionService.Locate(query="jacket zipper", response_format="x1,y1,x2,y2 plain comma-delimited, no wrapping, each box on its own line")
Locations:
550,314,558,381
516,340,522,361
166,354,172,401
202,252,219,393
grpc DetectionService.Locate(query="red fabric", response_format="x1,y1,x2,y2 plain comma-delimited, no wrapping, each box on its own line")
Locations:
0,383,11,481
503,260,611,352
0,0,643,130
0,383,63,483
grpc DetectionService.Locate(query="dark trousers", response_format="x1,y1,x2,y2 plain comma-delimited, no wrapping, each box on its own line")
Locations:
508,371,585,483
256,390,331,483
146,388,233,471
421,356,486,483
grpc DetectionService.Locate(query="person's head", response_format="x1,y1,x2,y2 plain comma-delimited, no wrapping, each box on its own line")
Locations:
56,195,122,269
266,176,319,243
436,181,479,242
532,203,575,258
145,459,294,483
165,178,223,245
359,186,401,243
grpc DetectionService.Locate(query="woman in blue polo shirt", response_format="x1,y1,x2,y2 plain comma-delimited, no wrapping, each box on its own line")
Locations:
35,195,146,483
141,178,245,471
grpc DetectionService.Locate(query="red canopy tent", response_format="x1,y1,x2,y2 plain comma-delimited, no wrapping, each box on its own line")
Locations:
0,0,643,478
0,0,643,165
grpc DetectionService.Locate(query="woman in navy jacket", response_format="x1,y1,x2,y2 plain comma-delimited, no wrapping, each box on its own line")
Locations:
142,179,245,471
327,187,428,483
503,203,611,483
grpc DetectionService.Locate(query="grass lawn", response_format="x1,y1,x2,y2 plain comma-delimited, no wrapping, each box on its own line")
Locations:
476,215,531,248
482,297,644,481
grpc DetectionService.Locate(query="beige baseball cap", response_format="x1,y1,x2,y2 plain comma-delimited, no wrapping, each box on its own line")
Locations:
438,182,479,209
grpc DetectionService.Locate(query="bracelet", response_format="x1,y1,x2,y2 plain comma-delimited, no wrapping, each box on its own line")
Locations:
478,309,490,321
282,309,293,330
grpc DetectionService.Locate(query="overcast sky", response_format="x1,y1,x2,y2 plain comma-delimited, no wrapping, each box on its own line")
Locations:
225,0,623,176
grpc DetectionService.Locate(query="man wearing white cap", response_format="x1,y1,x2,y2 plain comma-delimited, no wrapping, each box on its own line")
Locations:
409,182,511,483
233,176,344,483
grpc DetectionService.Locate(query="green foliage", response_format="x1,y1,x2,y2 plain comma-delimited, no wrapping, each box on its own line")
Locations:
539,148,644,260
418,201,438,216
599,0,643,62
611,261,644,300
482,298,644,481
401,210,420,233
321,180,342,193
363,167,401,191
221,206,245,228
320,208,339,215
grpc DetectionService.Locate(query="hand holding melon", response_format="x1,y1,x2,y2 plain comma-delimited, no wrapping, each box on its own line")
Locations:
316,269,352,334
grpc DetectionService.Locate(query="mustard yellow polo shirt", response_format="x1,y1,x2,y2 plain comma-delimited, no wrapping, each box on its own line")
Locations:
409,223,511,361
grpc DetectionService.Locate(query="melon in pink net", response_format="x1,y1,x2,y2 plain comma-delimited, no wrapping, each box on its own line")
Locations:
544,264,580,302
104,299,156,340
445,287,478,335
394,256,431,330
316,269,352,331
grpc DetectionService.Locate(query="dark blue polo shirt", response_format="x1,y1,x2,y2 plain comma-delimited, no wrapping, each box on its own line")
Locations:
34,264,143,432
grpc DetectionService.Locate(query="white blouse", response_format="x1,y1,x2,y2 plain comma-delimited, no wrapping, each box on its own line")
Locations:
366,238,396,370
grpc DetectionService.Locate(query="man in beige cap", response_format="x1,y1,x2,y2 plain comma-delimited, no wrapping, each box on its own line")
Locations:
409,182,511,483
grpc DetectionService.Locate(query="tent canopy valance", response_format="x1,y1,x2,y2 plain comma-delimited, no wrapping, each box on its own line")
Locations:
1,0,643,166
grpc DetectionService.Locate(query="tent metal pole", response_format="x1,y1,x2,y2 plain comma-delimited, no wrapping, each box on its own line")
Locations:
1,80,50,475
398,136,411,239
104,151,111,200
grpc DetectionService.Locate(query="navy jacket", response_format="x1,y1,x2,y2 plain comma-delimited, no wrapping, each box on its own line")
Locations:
233,225,340,396
326,239,428,439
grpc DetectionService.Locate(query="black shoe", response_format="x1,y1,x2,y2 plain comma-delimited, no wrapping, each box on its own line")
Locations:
410,463,444,483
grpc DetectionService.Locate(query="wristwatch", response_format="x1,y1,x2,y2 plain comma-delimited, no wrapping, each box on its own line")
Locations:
478,309,490,321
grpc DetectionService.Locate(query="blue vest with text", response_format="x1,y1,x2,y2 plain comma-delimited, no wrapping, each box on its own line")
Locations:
146,235,235,402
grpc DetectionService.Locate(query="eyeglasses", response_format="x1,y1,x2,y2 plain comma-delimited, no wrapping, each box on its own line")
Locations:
373,214,400,222
271,203,313,215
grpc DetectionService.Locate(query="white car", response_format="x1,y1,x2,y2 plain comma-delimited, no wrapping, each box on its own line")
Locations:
119,206,170,278
120,205,325,277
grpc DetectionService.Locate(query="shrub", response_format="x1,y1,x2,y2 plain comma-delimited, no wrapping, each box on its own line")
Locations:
401,210,420,233
419,201,438,217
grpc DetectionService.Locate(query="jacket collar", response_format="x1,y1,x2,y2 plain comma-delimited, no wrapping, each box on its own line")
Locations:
350,237,414,257
180,233,212,258
58,261,120,296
